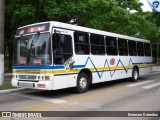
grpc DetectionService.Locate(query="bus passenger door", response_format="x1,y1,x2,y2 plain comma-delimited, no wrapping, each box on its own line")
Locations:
52,28,74,89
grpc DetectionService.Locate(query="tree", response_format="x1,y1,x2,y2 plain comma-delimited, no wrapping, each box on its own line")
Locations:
0,0,4,85
5,0,160,70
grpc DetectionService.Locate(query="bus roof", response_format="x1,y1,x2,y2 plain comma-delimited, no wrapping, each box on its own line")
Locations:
17,21,150,43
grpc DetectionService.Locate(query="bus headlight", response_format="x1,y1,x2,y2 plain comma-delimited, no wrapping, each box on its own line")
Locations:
45,76,50,80
42,76,50,80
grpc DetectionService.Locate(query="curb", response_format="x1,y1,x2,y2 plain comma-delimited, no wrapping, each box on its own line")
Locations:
0,88,25,94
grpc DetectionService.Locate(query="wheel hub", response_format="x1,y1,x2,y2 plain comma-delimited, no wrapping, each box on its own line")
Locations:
79,77,87,89
134,71,138,79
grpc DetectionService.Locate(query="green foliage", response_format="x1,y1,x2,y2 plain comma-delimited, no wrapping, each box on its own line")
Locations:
5,0,160,70
0,82,16,90
5,0,160,41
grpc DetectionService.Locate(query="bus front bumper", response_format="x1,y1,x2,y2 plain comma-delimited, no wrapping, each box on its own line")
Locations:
11,78,52,90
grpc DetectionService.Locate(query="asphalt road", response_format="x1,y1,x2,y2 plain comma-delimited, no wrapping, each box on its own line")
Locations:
0,68,160,120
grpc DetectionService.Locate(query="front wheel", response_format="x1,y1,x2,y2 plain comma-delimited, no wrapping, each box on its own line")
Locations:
132,68,138,82
76,73,89,93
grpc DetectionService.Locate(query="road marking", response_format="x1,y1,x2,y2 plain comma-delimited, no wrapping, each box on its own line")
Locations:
24,86,128,111
16,94,67,104
67,86,128,102
25,103,58,111
127,80,154,87
142,82,160,89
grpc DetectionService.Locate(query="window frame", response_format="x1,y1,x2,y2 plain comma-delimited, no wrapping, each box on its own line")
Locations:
52,33,73,65
144,43,151,56
105,36,118,55
118,38,128,56
128,40,137,56
74,31,90,55
90,34,105,55
137,42,144,56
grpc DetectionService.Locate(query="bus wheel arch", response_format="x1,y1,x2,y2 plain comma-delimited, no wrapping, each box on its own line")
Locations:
79,69,92,84
132,66,139,82
76,69,92,93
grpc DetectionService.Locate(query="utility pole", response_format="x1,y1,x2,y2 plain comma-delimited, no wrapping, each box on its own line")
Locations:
0,0,4,86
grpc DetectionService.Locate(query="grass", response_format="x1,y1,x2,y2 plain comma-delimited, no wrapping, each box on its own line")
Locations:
0,82,17,90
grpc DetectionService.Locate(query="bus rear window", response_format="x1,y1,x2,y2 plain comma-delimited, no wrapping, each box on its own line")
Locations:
106,36,118,55
90,34,105,55
137,42,144,56
128,40,137,56
118,38,128,56
144,43,151,56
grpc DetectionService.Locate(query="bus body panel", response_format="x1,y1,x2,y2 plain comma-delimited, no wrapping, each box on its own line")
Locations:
72,55,152,84
12,74,53,90
12,21,153,91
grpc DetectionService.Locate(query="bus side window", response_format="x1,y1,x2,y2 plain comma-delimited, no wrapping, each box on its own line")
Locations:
74,32,89,55
90,34,105,55
118,38,128,56
128,40,137,56
53,34,73,64
137,42,144,56
144,43,151,56
106,36,118,55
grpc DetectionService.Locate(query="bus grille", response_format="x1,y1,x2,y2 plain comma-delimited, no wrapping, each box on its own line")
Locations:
19,75,37,80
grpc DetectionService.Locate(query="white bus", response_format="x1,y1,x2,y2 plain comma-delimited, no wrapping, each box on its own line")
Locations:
12,21,152,93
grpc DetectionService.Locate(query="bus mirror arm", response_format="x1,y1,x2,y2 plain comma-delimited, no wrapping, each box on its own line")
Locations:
54,29,57,33
54,29,60,33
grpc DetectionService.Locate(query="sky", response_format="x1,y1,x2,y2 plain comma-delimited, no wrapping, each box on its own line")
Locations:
139,0,152,12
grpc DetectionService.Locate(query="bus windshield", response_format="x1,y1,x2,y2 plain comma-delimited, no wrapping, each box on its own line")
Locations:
13,33,51,66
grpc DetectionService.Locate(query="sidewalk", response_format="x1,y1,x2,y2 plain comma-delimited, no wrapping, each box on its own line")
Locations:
4,73,12,83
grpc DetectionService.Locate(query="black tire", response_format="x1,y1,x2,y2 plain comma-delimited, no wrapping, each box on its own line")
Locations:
76,73,89,93
132,68,139,82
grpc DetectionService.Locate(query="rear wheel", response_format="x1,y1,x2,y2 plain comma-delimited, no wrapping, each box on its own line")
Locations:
76,73,89,93
132,68,138,82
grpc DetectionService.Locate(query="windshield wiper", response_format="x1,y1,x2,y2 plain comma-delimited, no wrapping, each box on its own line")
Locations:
30,32,40,47
27,32,40,64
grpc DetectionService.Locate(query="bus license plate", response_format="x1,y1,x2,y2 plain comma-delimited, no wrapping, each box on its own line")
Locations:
18,82,34,88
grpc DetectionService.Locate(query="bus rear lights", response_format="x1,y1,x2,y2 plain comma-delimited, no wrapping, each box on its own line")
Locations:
37,84,45,88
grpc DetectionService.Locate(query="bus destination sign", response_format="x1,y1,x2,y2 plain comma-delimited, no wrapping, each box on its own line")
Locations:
15,23,50,36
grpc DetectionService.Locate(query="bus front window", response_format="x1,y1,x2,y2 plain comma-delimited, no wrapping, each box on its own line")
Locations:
13,33,51,66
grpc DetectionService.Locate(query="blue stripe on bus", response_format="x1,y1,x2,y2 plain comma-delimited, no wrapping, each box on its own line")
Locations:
145,62,153,64
12,66,64,69
83,57,152,78
12,65,85,69
73,65,85,68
